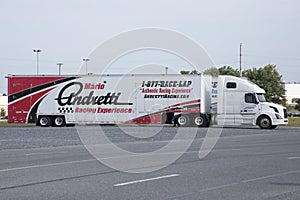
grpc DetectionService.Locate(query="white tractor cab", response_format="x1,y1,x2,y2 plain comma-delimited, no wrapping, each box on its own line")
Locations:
212,75,288,129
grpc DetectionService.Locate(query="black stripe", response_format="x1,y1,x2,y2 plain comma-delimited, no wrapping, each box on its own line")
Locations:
8,77,77,103
164,104,200,112
27,95,47,123
185,104,200,109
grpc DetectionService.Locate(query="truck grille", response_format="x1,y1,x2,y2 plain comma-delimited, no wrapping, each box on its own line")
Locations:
283,108,288,118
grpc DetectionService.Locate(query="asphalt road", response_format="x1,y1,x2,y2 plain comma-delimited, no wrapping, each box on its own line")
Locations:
0,126,300,200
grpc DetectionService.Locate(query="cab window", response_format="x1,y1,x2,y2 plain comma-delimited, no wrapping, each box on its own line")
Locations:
226,82,236,88
245,93,256,103
256,93,266,102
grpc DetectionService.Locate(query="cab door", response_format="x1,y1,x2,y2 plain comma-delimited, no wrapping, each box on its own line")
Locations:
219,82,243,125
223,92,235,125
241,93,260,124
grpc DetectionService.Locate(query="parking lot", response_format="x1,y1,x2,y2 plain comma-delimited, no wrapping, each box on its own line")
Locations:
0,126,300,199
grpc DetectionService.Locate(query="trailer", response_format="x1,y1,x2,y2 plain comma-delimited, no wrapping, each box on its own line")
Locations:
6,74,288,129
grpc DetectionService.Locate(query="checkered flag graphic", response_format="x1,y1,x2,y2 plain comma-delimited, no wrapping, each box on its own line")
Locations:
58,107,74,113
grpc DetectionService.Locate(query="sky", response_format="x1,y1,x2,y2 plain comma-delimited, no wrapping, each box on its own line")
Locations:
0,0,300,94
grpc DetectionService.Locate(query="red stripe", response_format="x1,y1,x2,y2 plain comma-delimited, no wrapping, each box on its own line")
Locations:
8,76,69,95
124,113,162,124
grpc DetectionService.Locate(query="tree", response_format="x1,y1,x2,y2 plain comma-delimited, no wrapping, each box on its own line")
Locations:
203,67,220,76
180,70,200,75
190,70,200,74
181,64,287,105
218,66,240,77
295,99,300,111
243,64,287,105
0,108,6,117
180,70,190,74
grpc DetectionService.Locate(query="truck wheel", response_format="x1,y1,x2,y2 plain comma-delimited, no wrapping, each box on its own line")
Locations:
53,116,65,127
258,115,272,129
178,115,190,127
39,116,51,127
194,115,207,127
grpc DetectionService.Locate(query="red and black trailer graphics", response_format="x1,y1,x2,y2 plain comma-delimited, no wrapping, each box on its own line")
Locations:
6,74,211,127
7,75,77,123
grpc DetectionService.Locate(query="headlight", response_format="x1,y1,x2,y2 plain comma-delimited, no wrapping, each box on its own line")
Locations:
275,113,282,119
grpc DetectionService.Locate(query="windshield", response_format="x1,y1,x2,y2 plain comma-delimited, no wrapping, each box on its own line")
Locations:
256,93,266,102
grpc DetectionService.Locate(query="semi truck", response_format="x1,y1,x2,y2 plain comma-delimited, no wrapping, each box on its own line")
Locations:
6,74,288,129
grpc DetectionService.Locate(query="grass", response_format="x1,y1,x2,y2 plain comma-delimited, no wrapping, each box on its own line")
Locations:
0,120,35,127
287,117,300,127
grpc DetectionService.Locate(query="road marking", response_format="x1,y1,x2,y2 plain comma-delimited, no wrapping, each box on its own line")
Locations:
0,146,279,173
241,170,300,183
25,151,67,156
0,145,295,173
166,170,300,199
114,174,180,187
0,159,95,173
288,157,300,160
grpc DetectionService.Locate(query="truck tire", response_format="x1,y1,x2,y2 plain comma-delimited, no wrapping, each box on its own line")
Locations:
178,115,190,127
258,115,272,129
39,116,51,127
193,115,207,127
53,116,65,127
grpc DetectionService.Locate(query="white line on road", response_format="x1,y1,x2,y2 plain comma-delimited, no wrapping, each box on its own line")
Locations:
114,174,180,187
288,157,300,160
242,170,300,183
0,159,95,173
25,151,67,156
166,170,300,199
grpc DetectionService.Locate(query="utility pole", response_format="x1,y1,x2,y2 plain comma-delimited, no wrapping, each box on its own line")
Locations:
33,49,42,75
165,66,168,75
239,43,242,77
83,58,90,74
57,63,63,75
